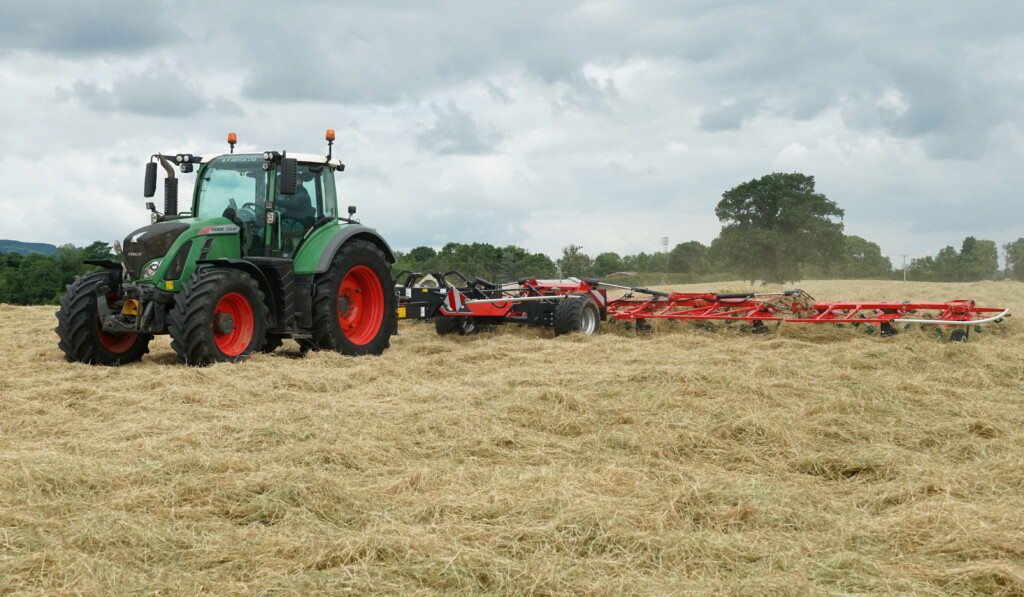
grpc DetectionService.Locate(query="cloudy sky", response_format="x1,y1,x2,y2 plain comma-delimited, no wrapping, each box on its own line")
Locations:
1,1,1021,264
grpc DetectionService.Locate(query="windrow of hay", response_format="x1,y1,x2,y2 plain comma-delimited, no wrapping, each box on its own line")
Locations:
1,280,1022,595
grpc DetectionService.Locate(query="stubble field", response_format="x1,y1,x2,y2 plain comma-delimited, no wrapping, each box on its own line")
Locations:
1,279,1022,595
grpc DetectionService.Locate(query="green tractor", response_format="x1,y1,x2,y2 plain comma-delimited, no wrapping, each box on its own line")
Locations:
56,131,397,366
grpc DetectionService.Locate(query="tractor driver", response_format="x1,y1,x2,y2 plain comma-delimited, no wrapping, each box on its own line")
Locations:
277,182,316,257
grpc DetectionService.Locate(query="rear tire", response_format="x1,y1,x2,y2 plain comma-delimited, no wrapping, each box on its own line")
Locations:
554,295,600,336
309,240,396,356
169,269,267,366
55,270,152,365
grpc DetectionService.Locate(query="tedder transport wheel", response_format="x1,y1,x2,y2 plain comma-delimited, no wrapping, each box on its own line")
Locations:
434,315,479,336
55,270,152,365
309,239,396,356
169,269,268,365
554,295,601,337
261,334,286,353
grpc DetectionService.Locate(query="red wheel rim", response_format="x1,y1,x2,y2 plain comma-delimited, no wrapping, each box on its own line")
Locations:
97,291,137,353
337,265,384,345
213,292,254,356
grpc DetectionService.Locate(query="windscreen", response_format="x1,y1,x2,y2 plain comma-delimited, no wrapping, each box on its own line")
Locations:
195,155,268,222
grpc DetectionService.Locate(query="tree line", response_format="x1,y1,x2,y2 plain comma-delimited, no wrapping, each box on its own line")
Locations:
3,173,1022,305
0,242,114,305
394,173,1020,285
393,233,1020,285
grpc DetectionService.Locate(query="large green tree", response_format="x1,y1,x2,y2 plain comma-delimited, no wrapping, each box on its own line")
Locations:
958,236,998,281
839,235,891,279
557,244,592,278
591,252,624,277
906,236,1000,282
1005,238,1024,281
714,173,844,284
668,241,711,274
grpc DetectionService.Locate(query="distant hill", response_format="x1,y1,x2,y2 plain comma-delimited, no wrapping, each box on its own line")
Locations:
0,239,59,256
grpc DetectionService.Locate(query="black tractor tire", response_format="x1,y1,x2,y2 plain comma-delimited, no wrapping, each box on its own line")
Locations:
55,270,152,365
168,269,268,366
554,295,601,336
309,240,396,356
434,315,479,336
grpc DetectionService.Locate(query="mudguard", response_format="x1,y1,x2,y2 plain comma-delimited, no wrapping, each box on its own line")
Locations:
298,223,395,274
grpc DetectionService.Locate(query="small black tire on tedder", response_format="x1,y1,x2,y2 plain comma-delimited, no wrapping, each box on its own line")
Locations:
554,295,600,336
56,270,153,365
435,316,479,336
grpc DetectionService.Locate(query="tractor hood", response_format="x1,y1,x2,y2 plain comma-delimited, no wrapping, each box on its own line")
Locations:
122,221,189,280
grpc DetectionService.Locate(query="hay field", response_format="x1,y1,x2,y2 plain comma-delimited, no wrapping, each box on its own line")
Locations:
1,280,1022,595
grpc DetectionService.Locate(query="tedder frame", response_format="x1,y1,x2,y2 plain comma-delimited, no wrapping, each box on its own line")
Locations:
396,272,1010,342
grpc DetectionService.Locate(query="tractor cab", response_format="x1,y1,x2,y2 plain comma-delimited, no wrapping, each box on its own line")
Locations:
191,153,340,258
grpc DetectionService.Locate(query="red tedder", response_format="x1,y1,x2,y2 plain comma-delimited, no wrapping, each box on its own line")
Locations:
600,283,1009,340
395,272,1010,342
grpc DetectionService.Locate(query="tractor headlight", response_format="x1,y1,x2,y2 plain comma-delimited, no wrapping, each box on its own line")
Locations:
142,259,162,279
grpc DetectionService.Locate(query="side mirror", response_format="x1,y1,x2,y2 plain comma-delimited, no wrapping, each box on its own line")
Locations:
277,158,297,195
348,205,356,217
144,162,157,198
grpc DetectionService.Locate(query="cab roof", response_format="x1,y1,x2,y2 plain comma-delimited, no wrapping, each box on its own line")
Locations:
201,152,343,168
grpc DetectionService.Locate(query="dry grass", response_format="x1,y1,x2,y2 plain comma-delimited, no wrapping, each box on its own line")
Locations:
1,279,1022,596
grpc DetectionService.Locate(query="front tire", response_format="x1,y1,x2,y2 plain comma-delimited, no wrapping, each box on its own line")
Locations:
553,295,601,336
55,270,152,365
309,240,396,356
169,269,268,366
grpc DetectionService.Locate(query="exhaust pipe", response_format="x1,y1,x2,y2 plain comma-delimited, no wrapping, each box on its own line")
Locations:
152,154,177,217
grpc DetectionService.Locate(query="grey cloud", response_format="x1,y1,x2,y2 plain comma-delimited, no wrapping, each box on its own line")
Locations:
484,81,511,105
114,71,206,117
229,1,636,106
0,1,179,56
416,101,502,155
66,71,207,118
4,0,1024,260
346,164,392,187
68,81,118,112
185,0,1024,167
553,74,621,114
666,3,1024,159
699,97,761,131
384,208,529,252
210,98,245,118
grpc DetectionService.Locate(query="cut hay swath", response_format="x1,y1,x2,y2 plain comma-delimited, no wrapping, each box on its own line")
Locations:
2,279,1023,595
